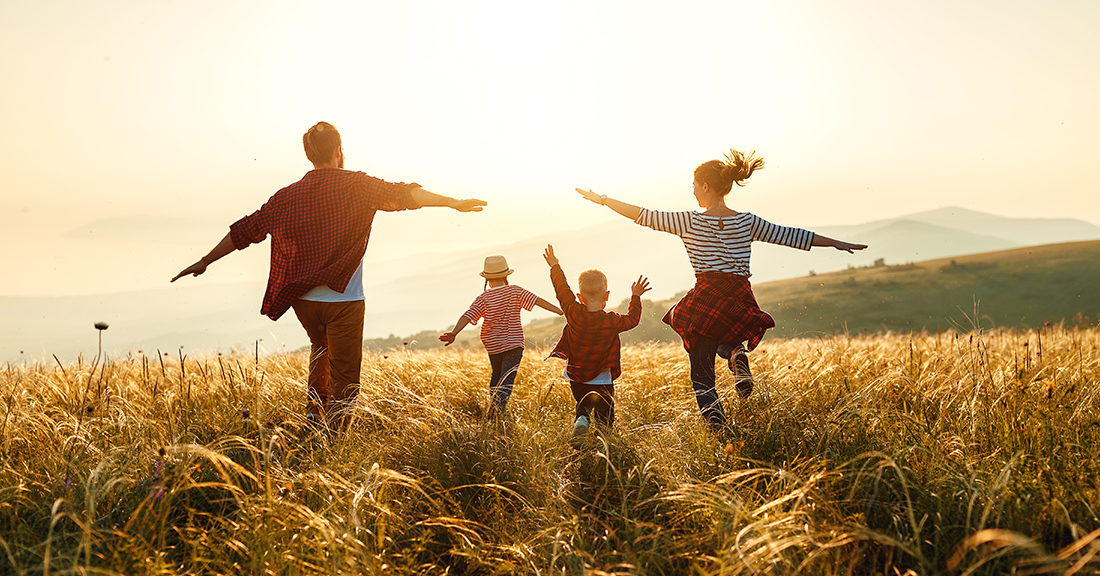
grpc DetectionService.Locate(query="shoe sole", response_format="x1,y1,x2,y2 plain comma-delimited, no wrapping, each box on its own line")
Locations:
731,350,753,398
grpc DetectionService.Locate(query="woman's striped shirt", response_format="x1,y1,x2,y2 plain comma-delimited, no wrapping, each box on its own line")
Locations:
461,284,539,355
635,209,814,276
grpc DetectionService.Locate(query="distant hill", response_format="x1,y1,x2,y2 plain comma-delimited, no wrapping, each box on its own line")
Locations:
5,208,1099,361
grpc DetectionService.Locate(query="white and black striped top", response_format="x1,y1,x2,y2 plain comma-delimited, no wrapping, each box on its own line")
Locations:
635,209,814,276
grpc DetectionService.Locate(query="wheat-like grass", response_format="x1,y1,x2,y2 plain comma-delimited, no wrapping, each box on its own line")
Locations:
1,326,1099,574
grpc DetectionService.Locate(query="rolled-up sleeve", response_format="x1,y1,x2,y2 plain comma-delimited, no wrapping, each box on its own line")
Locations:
229,207,271,250
358,174,419,212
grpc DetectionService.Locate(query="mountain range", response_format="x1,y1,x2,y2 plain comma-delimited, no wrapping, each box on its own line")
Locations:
3,206,1098,361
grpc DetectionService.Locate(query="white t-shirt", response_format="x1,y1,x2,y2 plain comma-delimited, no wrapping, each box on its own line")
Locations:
299,259,365,302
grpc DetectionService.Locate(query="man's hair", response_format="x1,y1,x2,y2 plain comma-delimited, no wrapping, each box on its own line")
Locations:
578,269,608,300
303,122,342,165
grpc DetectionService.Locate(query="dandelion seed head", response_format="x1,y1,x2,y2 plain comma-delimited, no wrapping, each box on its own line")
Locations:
94,321,109,330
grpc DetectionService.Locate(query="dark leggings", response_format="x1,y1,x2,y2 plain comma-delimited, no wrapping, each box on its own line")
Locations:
688,337,737,426
488,347,524,416
570,382,615,427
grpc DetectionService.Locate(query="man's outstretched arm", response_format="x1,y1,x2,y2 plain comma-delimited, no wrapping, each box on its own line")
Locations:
171,232,237,282
409,187,487,212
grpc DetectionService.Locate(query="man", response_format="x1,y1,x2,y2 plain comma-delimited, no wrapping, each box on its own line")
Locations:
172,121,485,428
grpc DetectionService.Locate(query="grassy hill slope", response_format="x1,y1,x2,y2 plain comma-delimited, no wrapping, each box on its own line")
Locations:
761,239,1100,337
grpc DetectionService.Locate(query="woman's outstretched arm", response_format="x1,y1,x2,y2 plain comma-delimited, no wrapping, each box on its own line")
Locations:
575,188,642,221
811,234,868,253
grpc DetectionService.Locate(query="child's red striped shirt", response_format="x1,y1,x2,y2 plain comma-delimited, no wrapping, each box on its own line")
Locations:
461,285,538,354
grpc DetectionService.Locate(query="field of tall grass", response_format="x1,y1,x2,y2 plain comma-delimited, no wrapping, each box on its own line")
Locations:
2,325,1100,575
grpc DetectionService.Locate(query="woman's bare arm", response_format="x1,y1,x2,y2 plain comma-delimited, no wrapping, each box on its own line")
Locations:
575,188,642,220
811,234,868,253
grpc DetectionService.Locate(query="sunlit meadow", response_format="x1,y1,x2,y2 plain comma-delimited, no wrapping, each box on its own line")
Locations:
2,325,1100,575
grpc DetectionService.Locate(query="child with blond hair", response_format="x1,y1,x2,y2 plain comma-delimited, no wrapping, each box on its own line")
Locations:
542,244,650,447
441,255,562,420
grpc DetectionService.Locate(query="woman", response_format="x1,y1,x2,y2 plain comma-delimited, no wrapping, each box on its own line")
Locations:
576,149,866,428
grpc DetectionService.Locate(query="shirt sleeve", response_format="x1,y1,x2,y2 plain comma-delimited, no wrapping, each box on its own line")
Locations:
635,208,691,236
460,294,485,325
749,214,814,251
356,173,419,212
613,295,643,333
229,203,274,250
517,287,538,311
550,264,583,319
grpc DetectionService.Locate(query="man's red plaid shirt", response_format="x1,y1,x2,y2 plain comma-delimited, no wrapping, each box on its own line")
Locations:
547,264,641,383
229,168,418,320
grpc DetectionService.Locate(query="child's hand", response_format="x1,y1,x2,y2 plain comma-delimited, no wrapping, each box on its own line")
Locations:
631,276,651,297
439,332,456,346
543,244,559,267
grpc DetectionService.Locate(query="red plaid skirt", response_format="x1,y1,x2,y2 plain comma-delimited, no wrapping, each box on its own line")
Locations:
663,272,774,352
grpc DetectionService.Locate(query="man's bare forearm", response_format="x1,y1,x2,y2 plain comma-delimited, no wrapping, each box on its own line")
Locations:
410,187,486,212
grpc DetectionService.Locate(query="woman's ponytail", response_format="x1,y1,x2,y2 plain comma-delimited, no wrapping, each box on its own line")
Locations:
694,148,765,196
723,149,765,188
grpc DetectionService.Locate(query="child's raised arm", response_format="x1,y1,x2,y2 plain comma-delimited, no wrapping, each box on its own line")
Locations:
543,244,559,268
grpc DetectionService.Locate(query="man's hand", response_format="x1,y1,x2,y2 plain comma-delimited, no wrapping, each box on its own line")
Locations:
631,275,651,297
171,261,208,282
439,332,456,346
543,244,559,267
452,198,487,212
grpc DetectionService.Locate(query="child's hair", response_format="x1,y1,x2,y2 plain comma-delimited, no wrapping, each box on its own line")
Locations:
483,277,509,290
303,121,342,165
578,269,608,300
694,148,765,196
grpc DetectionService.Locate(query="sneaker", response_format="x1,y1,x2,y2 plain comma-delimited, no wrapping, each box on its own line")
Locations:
731,348,753,398
570,415,590,450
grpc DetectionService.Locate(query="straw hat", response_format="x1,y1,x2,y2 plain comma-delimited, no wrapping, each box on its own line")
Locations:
479,255,514,278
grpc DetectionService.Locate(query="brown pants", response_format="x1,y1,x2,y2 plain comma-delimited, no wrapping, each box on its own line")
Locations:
571,383,615,427
292,300,365,419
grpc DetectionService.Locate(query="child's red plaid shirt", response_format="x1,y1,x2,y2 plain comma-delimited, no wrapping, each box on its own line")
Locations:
547,264,641,383
229,168,418,320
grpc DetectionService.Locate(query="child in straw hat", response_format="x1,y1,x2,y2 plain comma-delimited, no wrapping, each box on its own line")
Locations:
440,255,563,420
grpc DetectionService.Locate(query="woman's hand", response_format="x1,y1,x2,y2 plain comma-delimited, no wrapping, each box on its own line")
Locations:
832,240,868,253
576,188,604,205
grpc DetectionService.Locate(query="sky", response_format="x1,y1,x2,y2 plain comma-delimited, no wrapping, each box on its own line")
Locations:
1,0,1098,298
